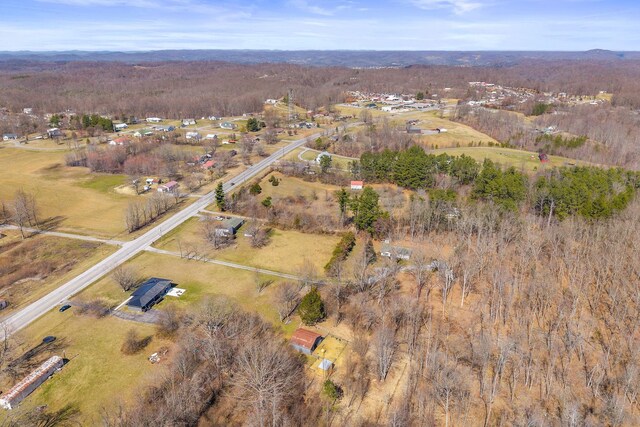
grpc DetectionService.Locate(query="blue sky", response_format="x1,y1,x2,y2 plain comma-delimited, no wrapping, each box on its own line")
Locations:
1,0,639,51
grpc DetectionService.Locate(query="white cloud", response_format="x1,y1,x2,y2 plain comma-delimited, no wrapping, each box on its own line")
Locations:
408,0,484,14
289,0,335,15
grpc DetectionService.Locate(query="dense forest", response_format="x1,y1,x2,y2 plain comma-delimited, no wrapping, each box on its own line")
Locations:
3,59,640,117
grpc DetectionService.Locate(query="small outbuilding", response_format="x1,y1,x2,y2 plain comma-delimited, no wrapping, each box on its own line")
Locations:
127,277,173,312
0,355,64,410
290,328,323,355
350,181,364,190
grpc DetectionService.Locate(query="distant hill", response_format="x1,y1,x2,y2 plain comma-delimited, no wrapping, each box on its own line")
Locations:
0,50,638,67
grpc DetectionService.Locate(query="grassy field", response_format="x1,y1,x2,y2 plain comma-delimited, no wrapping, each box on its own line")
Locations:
0,232,117,315
4,313,170,424
0,148,135,237
335,106,497,149
260,171,343,200
431,146,585,173
74,251,300,334
152,216,340,275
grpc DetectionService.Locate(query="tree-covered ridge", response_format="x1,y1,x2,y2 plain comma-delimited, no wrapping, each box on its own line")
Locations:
354,146,639,220
535,167,639,220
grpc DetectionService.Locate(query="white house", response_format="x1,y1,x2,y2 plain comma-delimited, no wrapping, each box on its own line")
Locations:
220,121,237,130
114,123,128,131
158,181,179,193
146,117,162,123
205,134,218,140
182,118,196,126
185,131,201,140
265,99,278,105
2,133,18,141
316,151,331,163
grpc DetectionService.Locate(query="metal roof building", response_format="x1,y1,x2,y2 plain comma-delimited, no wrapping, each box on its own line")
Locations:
290,328,323,355
127,278,173,312
0,355,64,410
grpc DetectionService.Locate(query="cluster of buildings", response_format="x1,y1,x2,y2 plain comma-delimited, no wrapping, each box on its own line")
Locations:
344,91,442,113
466,82,611,109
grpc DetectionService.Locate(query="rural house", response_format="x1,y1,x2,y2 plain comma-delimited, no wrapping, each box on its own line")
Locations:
220,121,237,130
350,180,364,190
2,133,18,141
215,217,245,237
127,277,173,312
290,328,323,355
46,128,62,138
316,151,331,163
182,118,196,126
185,131,201,140
380,243,412,260
158,181,179,193
146,117,162,123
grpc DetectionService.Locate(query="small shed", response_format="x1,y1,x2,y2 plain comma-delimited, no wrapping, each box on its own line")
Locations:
350,181,364,190
318,359,333,371
127,278,173,312
290,328,323,355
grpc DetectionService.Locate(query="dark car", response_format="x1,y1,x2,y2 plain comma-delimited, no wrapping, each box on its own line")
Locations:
59,304,71,312
42,336,56,344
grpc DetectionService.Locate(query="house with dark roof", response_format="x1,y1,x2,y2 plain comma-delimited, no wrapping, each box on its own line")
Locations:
290,328,323,355
215,217,244,237
127,278,173,312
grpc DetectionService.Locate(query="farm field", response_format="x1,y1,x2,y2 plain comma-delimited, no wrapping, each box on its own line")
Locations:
0,147,135,237
431,146,586,172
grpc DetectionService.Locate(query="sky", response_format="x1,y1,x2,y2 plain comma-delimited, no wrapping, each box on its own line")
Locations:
0,0,639,51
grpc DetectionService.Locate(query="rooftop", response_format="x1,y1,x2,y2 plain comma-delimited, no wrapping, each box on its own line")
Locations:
290,328,322,350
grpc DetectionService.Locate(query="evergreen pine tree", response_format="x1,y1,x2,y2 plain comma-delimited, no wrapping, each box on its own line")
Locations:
215,182,226,211
298,286,326,325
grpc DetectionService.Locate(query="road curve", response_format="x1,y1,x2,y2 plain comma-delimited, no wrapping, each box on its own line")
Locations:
1,131,323,337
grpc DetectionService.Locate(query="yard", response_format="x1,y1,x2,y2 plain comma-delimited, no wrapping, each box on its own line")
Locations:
152,216,340,275
3,313,170,424
73,251,301,334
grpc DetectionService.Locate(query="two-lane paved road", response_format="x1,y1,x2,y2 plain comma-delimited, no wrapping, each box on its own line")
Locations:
1,131,325,336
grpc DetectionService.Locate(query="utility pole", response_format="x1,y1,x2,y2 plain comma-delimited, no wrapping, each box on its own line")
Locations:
288,88,295,125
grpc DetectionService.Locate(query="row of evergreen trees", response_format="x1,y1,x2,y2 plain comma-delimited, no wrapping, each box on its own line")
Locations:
351,146,639,220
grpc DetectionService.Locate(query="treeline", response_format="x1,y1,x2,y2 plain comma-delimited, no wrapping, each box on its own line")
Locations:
535,167,639,220
353,147,479,189
354,146,639,219
124,192,179,233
